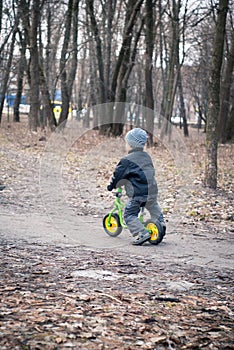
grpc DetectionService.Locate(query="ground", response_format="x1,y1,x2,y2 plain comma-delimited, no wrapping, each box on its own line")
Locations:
0,117,233,349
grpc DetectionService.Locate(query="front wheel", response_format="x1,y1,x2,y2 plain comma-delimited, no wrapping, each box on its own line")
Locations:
144,219,164,245
103,213,123,237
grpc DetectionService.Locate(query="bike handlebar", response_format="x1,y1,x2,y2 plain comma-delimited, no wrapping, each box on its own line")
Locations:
116,192,122,198
115,187,122,198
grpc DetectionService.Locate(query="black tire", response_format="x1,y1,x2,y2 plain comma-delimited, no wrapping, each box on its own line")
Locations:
103,213,123,237
144,219,164,245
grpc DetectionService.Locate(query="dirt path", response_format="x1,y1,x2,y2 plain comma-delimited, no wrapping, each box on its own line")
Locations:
0,210,233,271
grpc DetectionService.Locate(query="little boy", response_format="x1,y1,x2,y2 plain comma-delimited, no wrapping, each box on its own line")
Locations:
107,127,165,245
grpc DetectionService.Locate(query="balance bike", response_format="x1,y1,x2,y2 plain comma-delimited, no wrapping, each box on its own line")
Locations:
103,188,164,245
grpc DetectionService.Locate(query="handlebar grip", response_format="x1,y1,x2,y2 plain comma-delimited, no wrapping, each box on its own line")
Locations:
116,191,122,198
116,188,122,198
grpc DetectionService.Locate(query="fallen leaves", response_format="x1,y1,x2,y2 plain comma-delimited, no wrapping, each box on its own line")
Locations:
0,239,233,349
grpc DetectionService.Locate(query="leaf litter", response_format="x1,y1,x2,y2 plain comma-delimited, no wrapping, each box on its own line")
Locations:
0,118,233,349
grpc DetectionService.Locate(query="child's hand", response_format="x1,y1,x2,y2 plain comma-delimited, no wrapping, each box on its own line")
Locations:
107,184,113,191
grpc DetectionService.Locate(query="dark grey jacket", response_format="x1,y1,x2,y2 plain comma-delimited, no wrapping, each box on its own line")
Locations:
108,148,158,199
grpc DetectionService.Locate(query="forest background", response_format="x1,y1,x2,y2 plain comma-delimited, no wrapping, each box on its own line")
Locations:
0,0,233,189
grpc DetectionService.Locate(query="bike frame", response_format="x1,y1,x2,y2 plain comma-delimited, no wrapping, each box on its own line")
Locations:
106,188,145,229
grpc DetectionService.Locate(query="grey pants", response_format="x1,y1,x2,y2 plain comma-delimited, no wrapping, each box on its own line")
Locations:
124,197,163,236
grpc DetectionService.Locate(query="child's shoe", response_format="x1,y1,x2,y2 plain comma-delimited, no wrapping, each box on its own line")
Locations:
132,231,151,245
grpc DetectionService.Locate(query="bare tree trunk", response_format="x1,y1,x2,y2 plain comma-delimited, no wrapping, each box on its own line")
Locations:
105,0,116,102
39,66,57,130
111,0,144,136
86,32,98,129
158,0,167,128
86,0,105,104
145,0,154,146
86,0,107,133
45,2,51,87
0,20,18,124
111,0,143,100
13,0,30,123
113,19,144,136
177,68,189,136
59,0,73,125
218,30,234,143
13,53,24,123
13,40,27,123
205,0,228,189
29,0,41,131
160,0,180,138
177,0,189,137
67,0,79,100
77,46,86,113
0,0,2,33
59,0,79,125
226,101,234,141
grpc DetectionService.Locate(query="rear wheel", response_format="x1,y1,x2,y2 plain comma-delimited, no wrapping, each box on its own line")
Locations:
144,219,164,245
103,213,123,237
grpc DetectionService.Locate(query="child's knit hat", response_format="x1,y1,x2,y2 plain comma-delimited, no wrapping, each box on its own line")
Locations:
125,128,147,149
